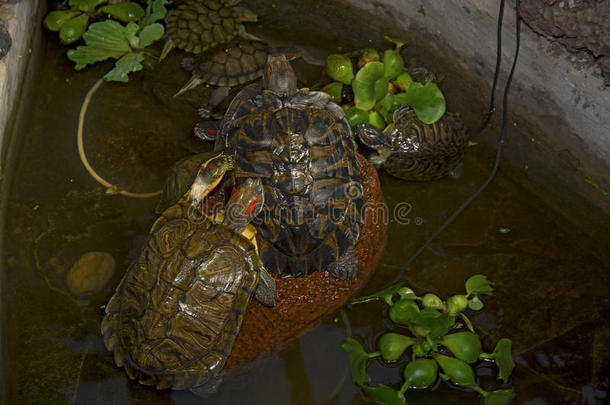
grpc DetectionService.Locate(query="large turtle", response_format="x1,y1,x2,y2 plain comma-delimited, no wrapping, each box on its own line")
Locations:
215,54,364,280
101,153,276,394
161,0,258,59
355,107,468,181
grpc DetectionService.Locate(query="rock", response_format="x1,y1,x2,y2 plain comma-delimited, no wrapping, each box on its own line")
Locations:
67,252,115,296
225,153,387,371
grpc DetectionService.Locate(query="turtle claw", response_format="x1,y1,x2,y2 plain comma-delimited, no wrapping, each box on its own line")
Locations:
159,39,175,61
174,75,204,97
328,246,358,281
254,267,276,307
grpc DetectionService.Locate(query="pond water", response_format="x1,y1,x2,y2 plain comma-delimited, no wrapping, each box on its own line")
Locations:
1,1,608,404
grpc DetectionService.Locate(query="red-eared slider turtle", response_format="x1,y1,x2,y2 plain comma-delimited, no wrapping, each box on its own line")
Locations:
355,107,468,181
101,153,276,394
161,0,258,59
215,54,364,280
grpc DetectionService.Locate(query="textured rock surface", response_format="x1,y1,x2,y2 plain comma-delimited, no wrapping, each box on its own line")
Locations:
66,251,115,296
225,153,386,370
520,0,610,85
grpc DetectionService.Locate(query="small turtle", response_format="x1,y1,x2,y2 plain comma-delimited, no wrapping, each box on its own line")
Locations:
101,153,276,394
355,107,468,181
215,54,364,279
161,0,258,59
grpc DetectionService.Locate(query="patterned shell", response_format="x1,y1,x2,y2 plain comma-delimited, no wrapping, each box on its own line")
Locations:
190,40,270,87
216,88,364,277
101,201,263,392
166,0,242,54
385,109,468,181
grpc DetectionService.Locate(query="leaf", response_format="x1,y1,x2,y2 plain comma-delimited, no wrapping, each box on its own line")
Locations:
383,49,404,79
67,44,123,70
100,2,145,23
491,338,515,383
484,389,514,405
44,10,82,32
59,13,89,44
403,358,438,389
322,82,343,103
351,283,404,305
394,72,413,91
410,309,455,338
377,333,416,362
397,286,420,300
140,0,168,27
460,313,475,333
384,35,407,51
389,299,420,325
343,106,369,130
326,54,354,85
138,23,164,48
368,111,386,130
341,338,370,386
353,61,388,111
441,332,482,364
82,20,131,52
362,384,407,405
433,354,476,387
468,296,484,310
104,52,145,82
465,275,494,296
69,0,106,13
402,82,446,124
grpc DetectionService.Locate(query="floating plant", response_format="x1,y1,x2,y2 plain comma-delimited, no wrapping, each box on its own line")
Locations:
323,36,446,129
342,275,515,405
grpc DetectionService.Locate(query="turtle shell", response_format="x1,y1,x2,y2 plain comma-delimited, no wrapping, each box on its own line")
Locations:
384,109,468,181
166,0,241,54
191,40,271,87
216,88,364,277
101,201,263,392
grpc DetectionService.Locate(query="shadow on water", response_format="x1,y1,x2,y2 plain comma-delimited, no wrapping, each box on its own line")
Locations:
1,0,609,404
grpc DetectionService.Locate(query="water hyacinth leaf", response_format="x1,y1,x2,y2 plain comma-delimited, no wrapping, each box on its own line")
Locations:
441,332,482,364
394,72,413,91
322,82,343,103
421,293,444,310
341,338,370,386
69,0,106,13
403,358,438,388
343,106,370,131
140,0,168,27
491,338,515,383
353,61,388,111
411,309,455,338
368,111,386,130
59,13,89,44
100,3,146,23
362,385,407,405
389,298,420,325
460,313,475,333
376,93,396,123
138,23,164,48
465,274,494,296
358,47,380,68
397,286,420,300
326,54,354,85
104,52,145,82
447,294,469,315
352,282,404,305
44,10,82,32
485,389,514,405
433,354,476,387
377,333,416,362
468,296,484,310
384,35,407,51
383,49,404,79
412,340,432,357
403,82,446,124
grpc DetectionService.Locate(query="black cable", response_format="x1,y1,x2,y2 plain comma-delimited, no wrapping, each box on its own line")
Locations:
391,0,522,283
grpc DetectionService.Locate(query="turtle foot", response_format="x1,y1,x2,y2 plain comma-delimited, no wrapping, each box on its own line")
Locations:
189,372,225,397
328,245,358,281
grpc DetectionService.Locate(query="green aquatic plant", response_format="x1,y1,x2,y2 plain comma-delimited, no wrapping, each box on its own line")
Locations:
44,0,146,44
342,275,515,405
323,36,446,129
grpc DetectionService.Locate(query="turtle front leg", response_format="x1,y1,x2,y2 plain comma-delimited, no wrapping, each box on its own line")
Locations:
328,245,358,281
254,267,277,306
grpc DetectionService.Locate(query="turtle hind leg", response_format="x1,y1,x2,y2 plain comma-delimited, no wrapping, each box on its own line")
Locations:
189,373,225,397
328,245,358,281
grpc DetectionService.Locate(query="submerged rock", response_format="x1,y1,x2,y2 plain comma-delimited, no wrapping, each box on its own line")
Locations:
67,251,115,296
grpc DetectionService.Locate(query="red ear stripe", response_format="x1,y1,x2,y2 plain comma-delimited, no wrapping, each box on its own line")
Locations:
266,64,271,77
245,197,259,216
207,129,218,135
229,185,243,202
241,14,248,20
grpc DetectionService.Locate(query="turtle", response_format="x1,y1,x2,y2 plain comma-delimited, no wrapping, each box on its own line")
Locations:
214,54,364,280
101,153,276,395
161,0,259,60
354,107,469,181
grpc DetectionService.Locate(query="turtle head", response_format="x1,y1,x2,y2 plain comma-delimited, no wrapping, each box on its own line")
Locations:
188,154,233,206
263,54,297,98
224,178,264,232
355,123,392,151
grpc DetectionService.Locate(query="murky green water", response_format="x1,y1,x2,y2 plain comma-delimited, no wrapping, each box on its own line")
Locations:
1,1,609,404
